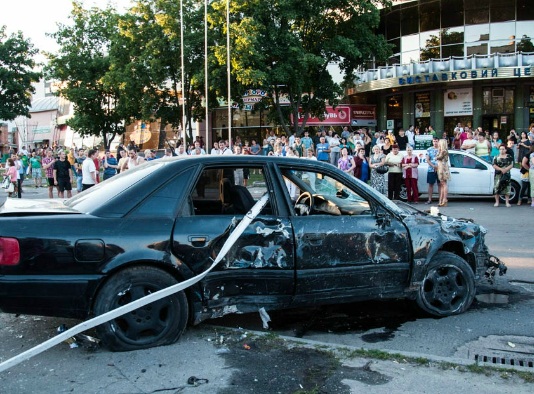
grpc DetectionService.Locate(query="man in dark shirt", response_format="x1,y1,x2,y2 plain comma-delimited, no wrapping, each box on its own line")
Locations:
396,129,409,150
53,151,73,198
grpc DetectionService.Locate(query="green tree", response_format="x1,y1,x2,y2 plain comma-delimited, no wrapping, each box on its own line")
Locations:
420,29,465,61
0,26,41,120
209,0,391,135
517,35,534,53
45,2,125,149
114,0,216,146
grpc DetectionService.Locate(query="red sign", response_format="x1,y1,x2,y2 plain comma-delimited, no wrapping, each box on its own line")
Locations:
296,106,351,125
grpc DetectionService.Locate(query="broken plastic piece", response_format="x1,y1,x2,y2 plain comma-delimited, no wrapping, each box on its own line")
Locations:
259,307,271,329
243,344,251,350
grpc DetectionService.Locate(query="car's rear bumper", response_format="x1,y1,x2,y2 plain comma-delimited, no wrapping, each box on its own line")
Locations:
0,275,102,319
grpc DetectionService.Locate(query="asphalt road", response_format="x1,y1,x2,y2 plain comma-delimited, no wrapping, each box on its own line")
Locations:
1,186,533,392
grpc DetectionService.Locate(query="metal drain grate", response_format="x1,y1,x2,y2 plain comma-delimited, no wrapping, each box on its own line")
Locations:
456,335,534,371
474,353,534,368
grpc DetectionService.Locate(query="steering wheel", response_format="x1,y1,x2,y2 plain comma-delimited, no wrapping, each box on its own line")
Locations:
295,191,314,216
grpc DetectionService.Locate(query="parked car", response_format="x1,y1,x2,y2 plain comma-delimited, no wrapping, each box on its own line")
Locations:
399,149,522,203
0,156,504,351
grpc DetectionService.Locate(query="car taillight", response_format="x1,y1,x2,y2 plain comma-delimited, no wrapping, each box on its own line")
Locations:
0,238,20,266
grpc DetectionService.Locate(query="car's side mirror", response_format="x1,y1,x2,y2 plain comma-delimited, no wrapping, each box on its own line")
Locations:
376,211,391,229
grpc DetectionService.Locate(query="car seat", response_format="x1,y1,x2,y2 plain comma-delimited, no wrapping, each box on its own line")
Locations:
220,177,255,214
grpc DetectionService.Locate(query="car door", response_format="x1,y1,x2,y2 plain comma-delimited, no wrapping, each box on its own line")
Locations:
171,164,295,312
278,165,411,304
449,152,493,195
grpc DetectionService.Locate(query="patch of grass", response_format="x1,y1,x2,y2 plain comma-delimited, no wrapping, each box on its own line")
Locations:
341,347,534,384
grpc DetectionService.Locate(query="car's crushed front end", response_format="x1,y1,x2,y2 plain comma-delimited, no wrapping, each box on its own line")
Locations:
397,202,507,286
439,216,507,284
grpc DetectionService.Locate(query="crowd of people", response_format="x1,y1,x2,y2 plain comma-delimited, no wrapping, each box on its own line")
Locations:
201,123,534,207
3,123,534,206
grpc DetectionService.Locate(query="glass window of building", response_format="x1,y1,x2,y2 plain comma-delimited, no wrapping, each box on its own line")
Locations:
420,1,440,32
504,89,514,114
442,27,465,45
518,0,534,22
490,40,515,54
482,87,514,114
388,38,401,55
517,22,534,42
517,37,534,53
401,34,420,52
420,30,440,51
465,3,489,25
441,0,464,28
400,6,419,36
401,50,420,64
467,42,488,56
490,0,515,23
442,44,464,58
465,24,490,42
386,10,401,40
490,22,515,42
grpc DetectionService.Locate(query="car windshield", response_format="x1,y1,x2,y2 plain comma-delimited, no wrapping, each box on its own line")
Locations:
65,161,166,213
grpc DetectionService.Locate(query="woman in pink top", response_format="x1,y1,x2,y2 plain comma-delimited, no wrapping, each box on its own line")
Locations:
5,158,18,198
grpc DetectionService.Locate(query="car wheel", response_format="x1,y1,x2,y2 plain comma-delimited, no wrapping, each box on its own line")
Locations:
94,266,188,351
399,184,408,202
500,180,519,204
416,251,475,317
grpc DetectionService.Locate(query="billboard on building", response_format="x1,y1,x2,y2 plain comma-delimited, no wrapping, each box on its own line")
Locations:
444,88,473,116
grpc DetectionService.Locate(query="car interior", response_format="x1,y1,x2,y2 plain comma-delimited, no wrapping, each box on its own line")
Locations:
190,167,269,215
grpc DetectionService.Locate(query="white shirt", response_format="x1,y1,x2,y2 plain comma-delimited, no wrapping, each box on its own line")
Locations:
406,130,415,147
82,157,96,185
221,147,233,155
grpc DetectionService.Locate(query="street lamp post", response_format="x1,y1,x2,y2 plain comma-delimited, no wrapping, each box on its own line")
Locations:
226,0,232,148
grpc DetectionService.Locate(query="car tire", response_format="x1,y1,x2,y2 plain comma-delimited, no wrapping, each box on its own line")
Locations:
93,266,188,351
499,180,519,204
416,251,475,317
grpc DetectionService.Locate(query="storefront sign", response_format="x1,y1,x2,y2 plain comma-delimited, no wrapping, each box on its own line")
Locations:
399,69,499,86
444,88,473,116
296,106,351,125
242,89,267,103
351,105,376,127
353,66,534,94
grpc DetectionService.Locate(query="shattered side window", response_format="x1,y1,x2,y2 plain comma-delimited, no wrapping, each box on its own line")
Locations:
190,166,269,215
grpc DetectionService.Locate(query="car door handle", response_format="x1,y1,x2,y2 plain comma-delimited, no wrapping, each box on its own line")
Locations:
303,234,324,246
451,171,460,174
189,236,209,247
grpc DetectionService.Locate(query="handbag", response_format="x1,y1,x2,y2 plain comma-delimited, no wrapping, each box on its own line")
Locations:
2,176,10,189
376,165,389,174
4,182,14,193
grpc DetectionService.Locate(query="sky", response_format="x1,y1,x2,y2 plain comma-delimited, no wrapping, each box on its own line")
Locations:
0,0,131,61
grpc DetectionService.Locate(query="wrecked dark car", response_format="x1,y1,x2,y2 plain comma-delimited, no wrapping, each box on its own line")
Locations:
0,156,505,351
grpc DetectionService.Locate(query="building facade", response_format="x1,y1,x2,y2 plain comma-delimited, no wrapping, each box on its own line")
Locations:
349,0,534,135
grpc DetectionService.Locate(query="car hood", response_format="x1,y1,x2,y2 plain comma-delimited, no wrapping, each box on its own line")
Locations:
0,198,81,215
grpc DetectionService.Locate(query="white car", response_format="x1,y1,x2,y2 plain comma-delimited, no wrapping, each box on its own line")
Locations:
399,149,522,203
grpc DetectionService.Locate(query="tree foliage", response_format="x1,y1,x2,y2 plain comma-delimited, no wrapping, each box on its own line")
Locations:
45,2,124,149
0,26,41,121
113,0,216,145
420,29,465,61
208,0,391,135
